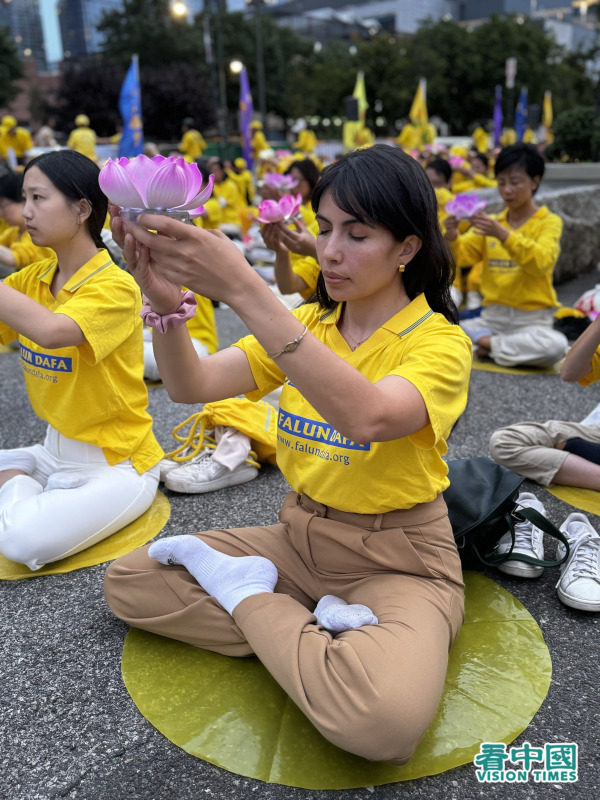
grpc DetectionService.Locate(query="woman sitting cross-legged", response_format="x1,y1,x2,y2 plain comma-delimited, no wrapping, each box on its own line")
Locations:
103,145,472,764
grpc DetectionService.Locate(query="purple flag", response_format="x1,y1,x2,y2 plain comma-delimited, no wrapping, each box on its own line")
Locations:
239,66,254,167
514,87,528,142
493,85,503,148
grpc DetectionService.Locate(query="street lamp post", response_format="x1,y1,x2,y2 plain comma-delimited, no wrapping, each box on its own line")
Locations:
171,0,227,159
246,0,268,129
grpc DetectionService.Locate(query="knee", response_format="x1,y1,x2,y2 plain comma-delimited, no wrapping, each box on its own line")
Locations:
320,699,427,764
489,427,518,464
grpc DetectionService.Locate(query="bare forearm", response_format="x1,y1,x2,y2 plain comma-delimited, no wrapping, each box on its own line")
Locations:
151,325,257,404
0,284,84,348
228,282,427,443
561,316,600,382
0,246,16,267
273,252,307,295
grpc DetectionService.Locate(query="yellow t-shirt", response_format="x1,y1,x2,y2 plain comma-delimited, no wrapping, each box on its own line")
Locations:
2,127,33,157
66,127,97,161
179,129,206,162
212,179,244,226
449,206,563,310
0,250,163,473
193,198,223,230
289,205,319,298
186,292,218,354
0,226,54,270
452,174,497,194
234,294,472,513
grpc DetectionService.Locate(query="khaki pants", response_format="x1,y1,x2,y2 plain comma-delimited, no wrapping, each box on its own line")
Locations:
105,491,464,764
490,419,600,485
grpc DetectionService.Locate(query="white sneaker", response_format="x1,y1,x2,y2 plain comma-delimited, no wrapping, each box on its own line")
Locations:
159,447,213,483
164,452,259,494
496,492,546,578
556,512,600,612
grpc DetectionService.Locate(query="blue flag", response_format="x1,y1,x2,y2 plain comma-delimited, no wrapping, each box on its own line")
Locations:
118,55,144,158
493,85,503,147
239,65,254,167
514,87,528,143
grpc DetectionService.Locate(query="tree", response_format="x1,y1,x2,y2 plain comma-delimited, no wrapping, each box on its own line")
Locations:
546,106,600,161
0,26,24,108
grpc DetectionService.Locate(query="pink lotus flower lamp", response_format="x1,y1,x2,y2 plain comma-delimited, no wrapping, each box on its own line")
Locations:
262,173,299,191
445,193,488,219
256,193,302,224
99,154,214,223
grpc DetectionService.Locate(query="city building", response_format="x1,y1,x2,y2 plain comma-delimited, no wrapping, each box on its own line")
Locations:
0,0,47,71
264,0,599,49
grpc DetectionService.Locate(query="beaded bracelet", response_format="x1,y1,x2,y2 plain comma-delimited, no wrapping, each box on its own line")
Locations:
140,290,197,334
267,325,309,359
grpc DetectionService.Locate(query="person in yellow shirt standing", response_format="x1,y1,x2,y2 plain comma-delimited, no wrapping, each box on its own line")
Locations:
227,157,255,205
66,114,98,162
250,120,269,164
0,116,33,166
178,118,206,163
445,143,568,367
0,149,162,571
211,159,245,232
471,124,489,154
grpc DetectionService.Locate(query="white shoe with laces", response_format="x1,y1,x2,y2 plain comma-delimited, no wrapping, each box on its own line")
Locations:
495,491,546,578
164,451,259,494
556,512,600,612
159,447,213,483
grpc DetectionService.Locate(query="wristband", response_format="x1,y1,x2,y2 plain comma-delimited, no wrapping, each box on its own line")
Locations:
141,290,197,334
267,325,309,359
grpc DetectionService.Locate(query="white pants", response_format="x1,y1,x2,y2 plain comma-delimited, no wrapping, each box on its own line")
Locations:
0,426,159,570
460,305,568,368
143,329,209,382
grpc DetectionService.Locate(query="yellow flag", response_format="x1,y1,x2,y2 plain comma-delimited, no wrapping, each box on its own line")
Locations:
353,70,369,123
543,90,553,129
409,78,428,126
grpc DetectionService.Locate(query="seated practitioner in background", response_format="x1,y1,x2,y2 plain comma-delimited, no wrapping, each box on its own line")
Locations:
445,143,568,368
0,116,33,166
211,159,245,234
452,152,497,193
489,317,600,610
260,158,322,299
425,160,480,310
0,171,54,278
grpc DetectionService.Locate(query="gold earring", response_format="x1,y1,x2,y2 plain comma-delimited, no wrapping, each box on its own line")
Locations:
398,263,405,273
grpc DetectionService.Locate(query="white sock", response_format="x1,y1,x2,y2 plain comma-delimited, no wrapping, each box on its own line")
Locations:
314,594,378,633
148,534,278,615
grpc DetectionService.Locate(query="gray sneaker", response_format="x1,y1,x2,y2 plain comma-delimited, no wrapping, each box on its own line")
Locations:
496,492,546,578
556,513,600,612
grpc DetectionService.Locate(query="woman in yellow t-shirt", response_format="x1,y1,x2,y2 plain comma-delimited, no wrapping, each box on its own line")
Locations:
445,143,568,368
0,150,162,570
105,145,471,765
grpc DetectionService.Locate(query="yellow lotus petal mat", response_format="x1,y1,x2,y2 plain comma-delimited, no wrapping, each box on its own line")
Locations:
546,485,600,517
472,360,559,375
121,571,551,790
0,490,170,580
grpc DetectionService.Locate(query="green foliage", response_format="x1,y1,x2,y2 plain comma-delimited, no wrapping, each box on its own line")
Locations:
0,26,24,108
546,106,600,162
50,7,600,140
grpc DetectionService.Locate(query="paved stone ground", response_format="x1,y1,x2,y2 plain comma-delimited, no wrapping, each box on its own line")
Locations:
1,275,599,800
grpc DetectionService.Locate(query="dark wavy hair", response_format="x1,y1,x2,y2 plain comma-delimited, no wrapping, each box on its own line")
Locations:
24,150,107,248
309,144,457,322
